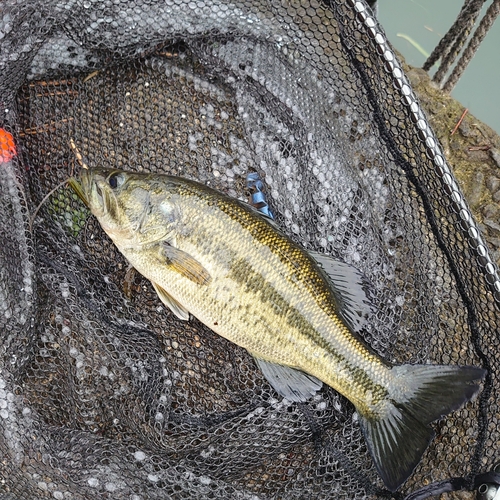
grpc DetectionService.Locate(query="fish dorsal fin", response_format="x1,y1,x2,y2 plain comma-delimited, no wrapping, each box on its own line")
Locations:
253,357,323,402
160,242,211,286
151,281,190,321
309,251,373,333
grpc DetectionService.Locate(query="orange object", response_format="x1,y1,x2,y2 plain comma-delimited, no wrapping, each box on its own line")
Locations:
0,129,17,163
450,108,468,136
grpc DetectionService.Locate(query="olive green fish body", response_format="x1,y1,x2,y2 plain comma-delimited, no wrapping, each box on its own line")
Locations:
69,168,485,491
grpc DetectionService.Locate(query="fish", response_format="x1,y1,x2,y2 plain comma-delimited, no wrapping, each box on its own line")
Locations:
68,168,486,491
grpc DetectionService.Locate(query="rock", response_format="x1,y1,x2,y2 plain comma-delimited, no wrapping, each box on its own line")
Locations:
466,170,484,207
458,121,472,137
483,203,500,219
486,176,500,193
484,219,500,237
490,148,500,169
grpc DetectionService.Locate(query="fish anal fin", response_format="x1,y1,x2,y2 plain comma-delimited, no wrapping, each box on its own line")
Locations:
151,281,190,321
309,251,373,332
253,357,323,402
161,242,211,286
359,364,486,491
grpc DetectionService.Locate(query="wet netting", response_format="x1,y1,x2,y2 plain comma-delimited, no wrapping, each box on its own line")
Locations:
1,0,499,499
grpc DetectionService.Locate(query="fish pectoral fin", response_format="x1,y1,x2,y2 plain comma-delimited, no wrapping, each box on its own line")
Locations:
160,242,211,286
358,364,486,491
309,251,373,333
253,357,323,402
151,281,190,321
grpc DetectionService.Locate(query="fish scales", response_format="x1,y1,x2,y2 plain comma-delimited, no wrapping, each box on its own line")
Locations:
69,168,486,491
124,177,387,411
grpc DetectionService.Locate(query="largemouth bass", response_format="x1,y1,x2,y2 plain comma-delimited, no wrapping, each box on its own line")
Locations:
69,168,485,491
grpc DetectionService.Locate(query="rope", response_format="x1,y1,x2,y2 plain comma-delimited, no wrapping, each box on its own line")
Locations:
423,0,500,92
423,0,485,75
443,0,500,91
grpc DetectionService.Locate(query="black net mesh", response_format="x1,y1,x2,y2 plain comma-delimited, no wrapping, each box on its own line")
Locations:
1,1,499,498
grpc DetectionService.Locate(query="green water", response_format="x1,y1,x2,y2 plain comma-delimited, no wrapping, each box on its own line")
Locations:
379,0,500,134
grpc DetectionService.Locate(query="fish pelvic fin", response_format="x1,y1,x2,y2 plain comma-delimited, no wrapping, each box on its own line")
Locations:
358,364,486,492
151,281,190,321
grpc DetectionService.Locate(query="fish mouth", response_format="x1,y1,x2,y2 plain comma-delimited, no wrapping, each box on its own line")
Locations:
68,169,105,215
68,175,89,207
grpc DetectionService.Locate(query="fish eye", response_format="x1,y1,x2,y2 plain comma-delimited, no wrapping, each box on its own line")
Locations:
108,172,124,189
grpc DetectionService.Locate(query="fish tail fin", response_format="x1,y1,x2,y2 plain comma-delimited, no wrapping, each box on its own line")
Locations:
358,364,486,491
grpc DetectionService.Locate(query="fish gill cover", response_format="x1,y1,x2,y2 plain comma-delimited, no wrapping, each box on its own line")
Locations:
0,0,499,499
